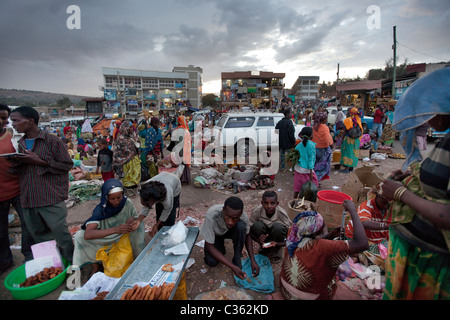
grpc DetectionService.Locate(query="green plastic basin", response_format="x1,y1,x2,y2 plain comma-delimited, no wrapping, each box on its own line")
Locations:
4,261,70,300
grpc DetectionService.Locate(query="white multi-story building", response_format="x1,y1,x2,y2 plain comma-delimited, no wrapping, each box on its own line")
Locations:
102,66,202,116
290,76,320,101
173,65,203,111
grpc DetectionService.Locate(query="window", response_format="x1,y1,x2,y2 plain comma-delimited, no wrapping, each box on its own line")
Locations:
160,79,174,88
124,77,141,88
225,117,255,128
143,78,158,88
257,117,274,127
216,116,227,128
104,76,117,87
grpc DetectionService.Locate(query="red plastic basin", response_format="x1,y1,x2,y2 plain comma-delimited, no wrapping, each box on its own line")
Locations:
317,190,352,204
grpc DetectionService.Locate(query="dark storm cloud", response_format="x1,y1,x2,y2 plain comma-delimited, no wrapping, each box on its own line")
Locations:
0,1,157,64
0,0,448,95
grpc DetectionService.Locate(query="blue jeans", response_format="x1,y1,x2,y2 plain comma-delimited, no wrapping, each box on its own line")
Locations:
0,195,35,271
372,123,383,139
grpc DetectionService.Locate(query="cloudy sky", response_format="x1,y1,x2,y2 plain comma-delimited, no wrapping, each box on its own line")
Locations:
0,0,449,97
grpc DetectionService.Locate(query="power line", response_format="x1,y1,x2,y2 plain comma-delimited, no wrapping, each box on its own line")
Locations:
396,41,448,61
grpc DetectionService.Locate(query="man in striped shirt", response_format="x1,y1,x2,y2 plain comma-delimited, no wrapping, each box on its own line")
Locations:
9,106,74,263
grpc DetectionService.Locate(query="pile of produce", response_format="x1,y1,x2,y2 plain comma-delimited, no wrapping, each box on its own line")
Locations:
285,149,300,168
120,283,175,300
389,153,406,159
20,266,63,287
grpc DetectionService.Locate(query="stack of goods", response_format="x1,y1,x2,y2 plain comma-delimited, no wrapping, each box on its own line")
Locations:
20,267,63,287
120,283,175,300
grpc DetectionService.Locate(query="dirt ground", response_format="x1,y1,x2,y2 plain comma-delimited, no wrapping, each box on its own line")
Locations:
0,140,435,300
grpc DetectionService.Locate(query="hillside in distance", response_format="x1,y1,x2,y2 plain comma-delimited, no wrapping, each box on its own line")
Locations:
0,88,97,107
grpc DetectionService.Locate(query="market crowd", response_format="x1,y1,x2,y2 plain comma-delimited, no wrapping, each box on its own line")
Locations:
0,68,448,300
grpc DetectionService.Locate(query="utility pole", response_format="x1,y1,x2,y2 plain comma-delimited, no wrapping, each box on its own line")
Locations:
336,63,340,83
392,26,397,99
336,63,340,101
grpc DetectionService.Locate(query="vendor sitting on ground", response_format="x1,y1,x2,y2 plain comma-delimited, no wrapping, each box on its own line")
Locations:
72,179,146,277
280,200,368,300
345,182,390,265
250,190,291,263
139,171,181,237
200,196,260,280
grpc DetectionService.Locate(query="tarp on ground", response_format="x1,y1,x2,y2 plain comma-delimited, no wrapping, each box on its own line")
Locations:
92,118,112,136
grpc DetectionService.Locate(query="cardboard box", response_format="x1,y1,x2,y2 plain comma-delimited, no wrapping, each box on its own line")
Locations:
359,149,370,159
317,198,348,228
341,166,383,206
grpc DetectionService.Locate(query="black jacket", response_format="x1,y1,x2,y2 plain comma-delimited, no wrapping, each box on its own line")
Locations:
275,117,296,150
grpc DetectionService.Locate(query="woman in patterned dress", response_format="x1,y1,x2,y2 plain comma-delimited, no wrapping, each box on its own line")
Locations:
339,107,363,173
112,120,141,188
280,200,368,300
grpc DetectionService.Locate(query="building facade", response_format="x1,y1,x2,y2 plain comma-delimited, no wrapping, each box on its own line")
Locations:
173,65,203,111
102,66,202,117
221,71,285,109
290,76,320,101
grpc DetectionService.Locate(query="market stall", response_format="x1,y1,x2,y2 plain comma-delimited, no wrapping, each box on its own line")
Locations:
106,225,199,300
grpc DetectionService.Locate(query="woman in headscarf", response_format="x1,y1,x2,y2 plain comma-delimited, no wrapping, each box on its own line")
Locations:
280,200,368,300
380,68,450,300
312,111,334,181
168,115,192,184
380,100,397,147
113,120,122,141
339,107,363,173
147,117,164,163
113,120,141,188
72,179,145,276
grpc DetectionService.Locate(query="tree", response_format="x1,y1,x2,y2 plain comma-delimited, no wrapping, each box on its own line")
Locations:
56,96,72,109
202,93,220,109
319,81,337,98
366,57,408,80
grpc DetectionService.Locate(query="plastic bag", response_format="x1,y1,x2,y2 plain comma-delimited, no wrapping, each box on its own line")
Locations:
300,180,318,202
96,234,134,278
348,123,362,139
161,221,188,247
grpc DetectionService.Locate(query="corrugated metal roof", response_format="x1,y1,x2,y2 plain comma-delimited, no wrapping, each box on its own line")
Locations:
221,71,285,79
336,80,382,92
